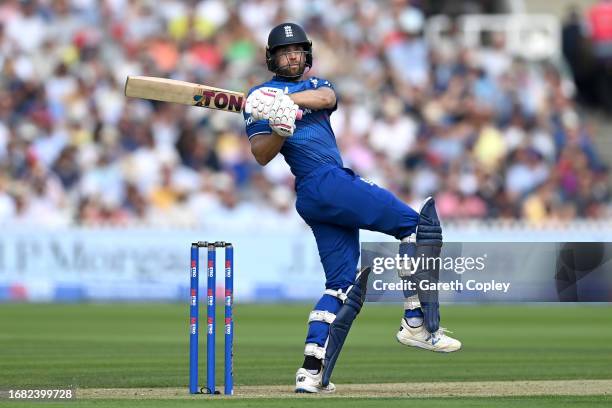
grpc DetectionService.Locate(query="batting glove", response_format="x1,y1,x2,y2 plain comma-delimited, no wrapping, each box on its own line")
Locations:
244,87,284,121
269,95,298,137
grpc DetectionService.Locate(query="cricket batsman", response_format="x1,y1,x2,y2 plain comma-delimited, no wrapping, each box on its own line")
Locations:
243,23,461,393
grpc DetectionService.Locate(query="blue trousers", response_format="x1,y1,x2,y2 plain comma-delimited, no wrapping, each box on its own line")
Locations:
296,165,419,290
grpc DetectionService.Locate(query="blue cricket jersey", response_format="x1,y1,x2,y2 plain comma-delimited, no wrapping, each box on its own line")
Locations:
243,76,343,180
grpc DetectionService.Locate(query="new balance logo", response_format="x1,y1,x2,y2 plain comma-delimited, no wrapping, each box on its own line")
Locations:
284,25,293,37
297,376,306,382
426,334,440,345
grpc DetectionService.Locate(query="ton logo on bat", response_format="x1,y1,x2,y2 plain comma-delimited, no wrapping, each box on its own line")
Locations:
193,90,244,112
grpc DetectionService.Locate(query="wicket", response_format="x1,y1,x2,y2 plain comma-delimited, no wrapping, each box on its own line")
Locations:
189,241,234,395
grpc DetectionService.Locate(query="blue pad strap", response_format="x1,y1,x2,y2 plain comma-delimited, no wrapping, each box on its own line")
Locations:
305,294,342,346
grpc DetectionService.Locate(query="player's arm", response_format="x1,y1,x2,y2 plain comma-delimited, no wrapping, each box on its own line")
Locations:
245,87,298,166
250,133,286,166
289,87,336,110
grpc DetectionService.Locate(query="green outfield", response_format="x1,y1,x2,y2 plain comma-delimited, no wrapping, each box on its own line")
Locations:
1,304,611,407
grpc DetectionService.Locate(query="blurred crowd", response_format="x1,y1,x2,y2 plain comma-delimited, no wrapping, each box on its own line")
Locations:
563,0,612,112
0,0,609,228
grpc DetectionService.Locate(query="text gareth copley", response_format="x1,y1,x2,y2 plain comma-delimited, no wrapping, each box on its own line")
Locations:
372,279,511,294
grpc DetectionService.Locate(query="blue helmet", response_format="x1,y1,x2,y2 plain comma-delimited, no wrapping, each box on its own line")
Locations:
266,23,312,79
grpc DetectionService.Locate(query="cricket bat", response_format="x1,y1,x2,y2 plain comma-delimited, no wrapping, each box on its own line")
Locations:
125,76,302,119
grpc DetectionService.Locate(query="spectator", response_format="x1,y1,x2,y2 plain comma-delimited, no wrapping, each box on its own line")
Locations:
0,0,607,228
587,0,612,60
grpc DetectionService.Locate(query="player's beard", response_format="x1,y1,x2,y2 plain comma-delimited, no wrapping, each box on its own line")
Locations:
276,52,306,78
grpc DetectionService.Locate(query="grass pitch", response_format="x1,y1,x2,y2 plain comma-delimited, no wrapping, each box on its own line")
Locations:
1,303,611,406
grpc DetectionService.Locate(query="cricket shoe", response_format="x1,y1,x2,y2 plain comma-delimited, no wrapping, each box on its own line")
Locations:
295,368,336,393
396,318,461,352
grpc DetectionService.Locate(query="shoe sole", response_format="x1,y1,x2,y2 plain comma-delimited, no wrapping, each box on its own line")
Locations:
295,388,336,394
396,333,461,353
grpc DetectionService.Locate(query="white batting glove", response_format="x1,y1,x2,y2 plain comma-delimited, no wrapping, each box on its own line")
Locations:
244,87,284,121
269,95,298,138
